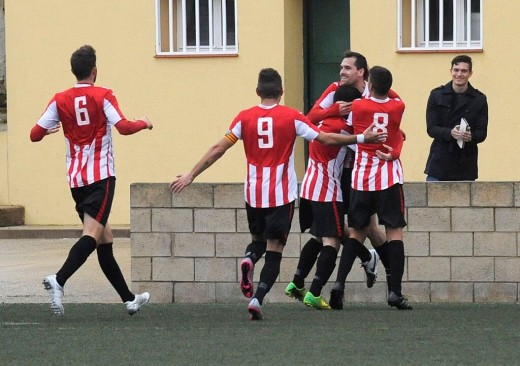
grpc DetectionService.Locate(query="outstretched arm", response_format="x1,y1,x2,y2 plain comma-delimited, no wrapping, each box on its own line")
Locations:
114,117,153,135
316,122,387,146
170,136,235,193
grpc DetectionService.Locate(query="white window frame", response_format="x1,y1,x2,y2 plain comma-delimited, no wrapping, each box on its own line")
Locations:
397,0,483,51
155,0,238,56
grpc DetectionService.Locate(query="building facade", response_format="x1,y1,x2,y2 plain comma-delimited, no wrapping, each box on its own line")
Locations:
0,1,515,225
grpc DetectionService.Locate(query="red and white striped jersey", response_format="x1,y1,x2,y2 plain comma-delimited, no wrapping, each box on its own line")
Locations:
300,116,349,202
307,81,400,123
228,104,320,208
349,97,406,191
36,83,126,188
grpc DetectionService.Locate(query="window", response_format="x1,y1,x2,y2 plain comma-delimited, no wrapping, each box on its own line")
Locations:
398,0,482,51
155,0,238,56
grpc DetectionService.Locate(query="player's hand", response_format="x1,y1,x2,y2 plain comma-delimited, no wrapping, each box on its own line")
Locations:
376,144,395,161
337,101,352,116
170,173,194,193
138,116,153,130
46,122,61,135
363,122,387,143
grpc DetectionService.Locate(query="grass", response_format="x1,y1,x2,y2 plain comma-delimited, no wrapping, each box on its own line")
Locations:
1,302,519,365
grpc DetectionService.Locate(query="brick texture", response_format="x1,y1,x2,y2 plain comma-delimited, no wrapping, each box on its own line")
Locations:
130,182,520,304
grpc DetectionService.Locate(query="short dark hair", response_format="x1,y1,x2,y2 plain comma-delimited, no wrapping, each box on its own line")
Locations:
369,66,393,95
343,51,369,81
451,54,472,71
256,68,283,99
70,45,96,80
333,84,362,103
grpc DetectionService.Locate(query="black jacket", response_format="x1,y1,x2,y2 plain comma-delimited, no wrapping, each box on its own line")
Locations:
424,81,488,180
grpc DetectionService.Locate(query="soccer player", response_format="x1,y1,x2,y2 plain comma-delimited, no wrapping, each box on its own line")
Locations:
170,68,387,320
343,65,411,310
30,45,153,315
285,84,362,310
307,51,401,309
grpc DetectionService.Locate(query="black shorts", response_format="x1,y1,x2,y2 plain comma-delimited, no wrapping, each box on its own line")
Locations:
70,177,115,226
340,167,353,211
246,201,295,244
347,183,406,229
299,198,344,238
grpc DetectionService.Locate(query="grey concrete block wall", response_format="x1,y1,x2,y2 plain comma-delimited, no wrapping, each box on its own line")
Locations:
130,182,520,304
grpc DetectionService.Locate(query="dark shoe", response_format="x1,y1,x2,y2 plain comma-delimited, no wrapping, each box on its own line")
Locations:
387,291,413,310
329,288,344,310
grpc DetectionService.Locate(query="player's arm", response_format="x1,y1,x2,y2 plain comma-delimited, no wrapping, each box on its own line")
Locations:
376,132,404,160
307,103,342,124
114,117,153,135
316,122,387,146
30,123,61,142
30,100,61,142
388,88,400,99
306,83,344,124
170,135,236,193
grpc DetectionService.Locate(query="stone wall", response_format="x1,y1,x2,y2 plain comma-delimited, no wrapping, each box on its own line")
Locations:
130,182,520,304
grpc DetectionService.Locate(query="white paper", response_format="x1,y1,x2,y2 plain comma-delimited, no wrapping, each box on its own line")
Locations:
457,118,468,149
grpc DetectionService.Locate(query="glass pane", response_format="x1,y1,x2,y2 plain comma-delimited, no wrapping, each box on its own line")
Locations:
429,0,453,42
199,1,209,45
226,0,235,46
186,0,196,46
470,0,480,40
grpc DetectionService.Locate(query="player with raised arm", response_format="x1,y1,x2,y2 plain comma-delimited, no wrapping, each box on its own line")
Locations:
30,45,153,316
170,68,386,320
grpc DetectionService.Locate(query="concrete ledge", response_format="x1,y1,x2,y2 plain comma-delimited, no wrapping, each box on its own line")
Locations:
0,225,130,239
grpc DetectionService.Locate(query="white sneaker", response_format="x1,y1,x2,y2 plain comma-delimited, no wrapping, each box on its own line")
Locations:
247,298,263,320
361,249,379,288
125,292,150,315
42,275,64,315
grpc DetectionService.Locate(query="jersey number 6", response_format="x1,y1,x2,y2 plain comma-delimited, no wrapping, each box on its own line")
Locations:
74,96,91,126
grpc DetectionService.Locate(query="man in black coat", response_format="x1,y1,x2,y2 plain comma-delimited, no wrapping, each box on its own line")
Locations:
424,55,488,181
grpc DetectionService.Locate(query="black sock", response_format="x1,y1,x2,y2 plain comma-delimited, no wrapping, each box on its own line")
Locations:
309,245,338,296
56,235,97,287
354,240,371,263
244,240,267,264
253,251,282,304
293,238,322,288
333,238,358,289
97,243,134,303
375,241,392,280
386,240,405,296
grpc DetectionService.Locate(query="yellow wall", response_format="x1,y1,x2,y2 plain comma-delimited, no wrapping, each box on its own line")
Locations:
350,1,514,181
5,0,304,225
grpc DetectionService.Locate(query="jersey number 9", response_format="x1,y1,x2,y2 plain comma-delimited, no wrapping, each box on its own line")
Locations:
257,117,273,148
